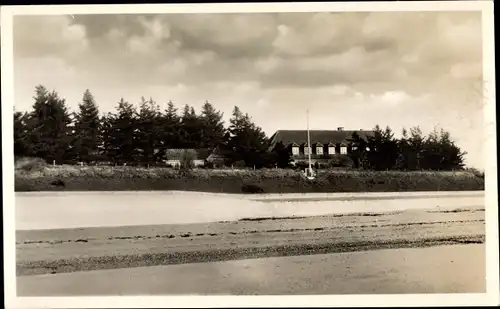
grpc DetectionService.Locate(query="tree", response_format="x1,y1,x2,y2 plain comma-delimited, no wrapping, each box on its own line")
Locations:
179,104,203,148
73,89,101,163
99,113,114,162
135,96,161,164
227,106,268,167
106,98,138,164
347,131,369,169
27,85,72,163
199,100,226,149
179,149,196,170
272,141,292,168
14,111,30,157
159,100,181,151
365,125,384,170
421,127,466,170
365,125,399,170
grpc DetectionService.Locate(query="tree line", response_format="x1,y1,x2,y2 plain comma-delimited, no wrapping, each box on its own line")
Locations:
14,85,467,170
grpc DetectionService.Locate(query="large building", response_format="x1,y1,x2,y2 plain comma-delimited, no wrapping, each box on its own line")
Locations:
268,127,374,164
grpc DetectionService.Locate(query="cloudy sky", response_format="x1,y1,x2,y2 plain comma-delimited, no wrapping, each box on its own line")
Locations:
13,11,484,168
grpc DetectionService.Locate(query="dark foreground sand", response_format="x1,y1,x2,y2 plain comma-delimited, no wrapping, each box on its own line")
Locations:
17,206,485,277
17,244,485,295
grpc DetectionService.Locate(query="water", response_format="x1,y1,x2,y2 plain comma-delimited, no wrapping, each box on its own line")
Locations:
15,191,484,230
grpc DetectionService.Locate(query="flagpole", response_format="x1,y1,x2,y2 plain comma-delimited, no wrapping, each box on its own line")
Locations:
307,109,312,174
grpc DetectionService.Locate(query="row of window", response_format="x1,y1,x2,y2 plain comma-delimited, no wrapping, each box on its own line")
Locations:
292,145,369,156
292,146,348,155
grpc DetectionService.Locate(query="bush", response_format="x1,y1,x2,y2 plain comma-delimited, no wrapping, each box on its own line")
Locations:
232,160,246,168
14,165,485,193
15,157,47,172
241,184,265,194
465,167,485,179
180,150,196,170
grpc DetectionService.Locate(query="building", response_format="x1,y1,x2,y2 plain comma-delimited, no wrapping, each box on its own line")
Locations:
268,128,374,165
164,148,211,167
206,146,233,167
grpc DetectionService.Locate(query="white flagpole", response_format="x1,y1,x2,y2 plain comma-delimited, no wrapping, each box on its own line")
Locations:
307,109,312,174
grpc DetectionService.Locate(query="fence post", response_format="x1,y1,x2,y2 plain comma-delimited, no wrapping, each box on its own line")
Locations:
53,160,55,166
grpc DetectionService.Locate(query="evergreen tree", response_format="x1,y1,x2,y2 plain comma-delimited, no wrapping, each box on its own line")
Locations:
180,104,202,148
228,106,268,166
99,113,114,162
27,85,72,163
395,128,410,170
135,96,161,164
365,125,399,170
421,127,465,170
199,100,226,149
159,100,181,151
107,98,138,164
272,141,292,168
73,89,101,163
14,111,30,157
347,131,369,169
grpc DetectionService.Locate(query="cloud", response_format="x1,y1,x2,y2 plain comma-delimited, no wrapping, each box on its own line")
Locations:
12,11,485,169
14,11,481,94
14,15,88,59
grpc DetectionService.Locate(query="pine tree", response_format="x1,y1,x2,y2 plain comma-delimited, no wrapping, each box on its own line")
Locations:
135,96,161,164
27,85,72,163
199,100,226,149
180,104,202,148
107,98,138,164
14,111,30,157
73,89,101,163
160,100,181,151
228,106,268,166
99,113,114,162
347,131,369,169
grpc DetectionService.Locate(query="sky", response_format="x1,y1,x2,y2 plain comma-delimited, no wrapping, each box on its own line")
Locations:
12,11,485,169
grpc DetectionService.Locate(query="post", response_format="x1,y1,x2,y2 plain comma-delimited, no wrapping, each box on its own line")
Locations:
53,160,55,166
306,109,312,175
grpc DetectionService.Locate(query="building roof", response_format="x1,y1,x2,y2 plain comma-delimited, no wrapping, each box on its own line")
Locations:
165,148,212,161
268,130,374,150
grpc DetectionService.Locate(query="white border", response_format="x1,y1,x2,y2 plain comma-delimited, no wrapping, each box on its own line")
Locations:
2,1,498,308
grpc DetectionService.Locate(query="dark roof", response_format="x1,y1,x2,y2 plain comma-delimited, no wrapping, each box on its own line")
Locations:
165,148,212,160
269,130,374,150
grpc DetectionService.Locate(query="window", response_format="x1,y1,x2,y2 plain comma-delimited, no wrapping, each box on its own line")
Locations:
292,146,299,155
328,146,336,155
340,146,347,154
316,146,323,155
304,146,311,155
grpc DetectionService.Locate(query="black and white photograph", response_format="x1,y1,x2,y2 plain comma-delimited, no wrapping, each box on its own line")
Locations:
2,1,498,307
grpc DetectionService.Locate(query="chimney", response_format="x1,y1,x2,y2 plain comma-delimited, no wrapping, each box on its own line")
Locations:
337,127,344,131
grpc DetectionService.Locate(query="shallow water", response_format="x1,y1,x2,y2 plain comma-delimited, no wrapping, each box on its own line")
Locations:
17,244,485,295
15,191,484,230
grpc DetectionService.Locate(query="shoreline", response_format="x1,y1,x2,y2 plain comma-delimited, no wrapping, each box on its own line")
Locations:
17,208,485,276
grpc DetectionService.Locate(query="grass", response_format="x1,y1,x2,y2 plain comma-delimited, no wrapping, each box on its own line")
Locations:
14,158,485,193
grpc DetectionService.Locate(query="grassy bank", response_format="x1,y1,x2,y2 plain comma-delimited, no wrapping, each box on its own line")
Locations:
14,163,485,193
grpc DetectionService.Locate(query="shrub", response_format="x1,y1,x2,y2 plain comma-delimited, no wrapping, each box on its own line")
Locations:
14,165,485,192
50,179,65,188
241,184,265,194
232,160,246,168
15,157,47,172
338,155,354,168
180,150,196,170
465,167,485,179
